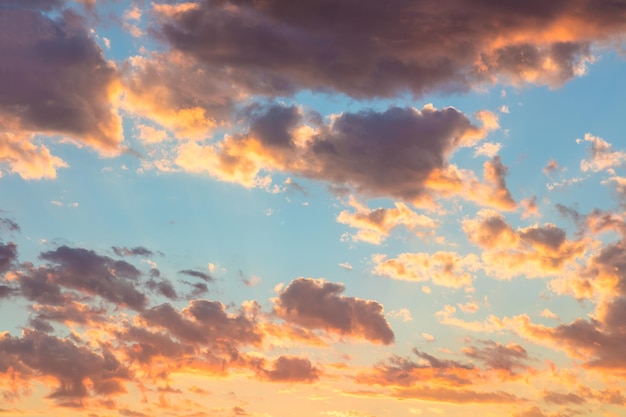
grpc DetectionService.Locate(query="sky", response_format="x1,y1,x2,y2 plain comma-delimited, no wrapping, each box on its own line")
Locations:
2,1,626,416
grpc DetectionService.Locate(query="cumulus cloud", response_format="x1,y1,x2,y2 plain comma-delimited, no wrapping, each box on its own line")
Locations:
154,0,625,99
0,329,130,403
372,251,479,289
337,196,438,244
140,300,261,347
179,269,214,282
273,278,394,345
0,124,68,180
462,209,586,279
37,246,146,310
261,356,320,383
579,134,626,172
176,103,502,206
0,3,123,155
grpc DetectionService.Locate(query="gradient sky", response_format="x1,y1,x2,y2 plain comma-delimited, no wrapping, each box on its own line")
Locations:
2,1,626,416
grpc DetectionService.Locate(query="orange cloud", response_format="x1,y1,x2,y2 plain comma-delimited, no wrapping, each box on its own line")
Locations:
273,278,395,345
337,196,438,244
463,210,587,279
372,252,479,289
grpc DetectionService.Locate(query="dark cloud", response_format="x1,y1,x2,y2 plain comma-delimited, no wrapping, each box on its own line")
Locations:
0,218,20,233
0,5,122,152
141,300,261,347
262,356,320,383
112,246,154,257
17,266,69,306
119,325,189,364
274,278,394,345
462,340,530,375
155,0,626,99
36,246,146,310
179,269,214,282
0,330,130,402
0,242,17,273
542,390,586,405
145,278,178,300
520,225,567,252
179,103,500,205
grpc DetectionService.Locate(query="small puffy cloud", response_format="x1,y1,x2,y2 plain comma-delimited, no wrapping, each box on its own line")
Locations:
520,196,539,219
543,159,560,176
273,278,395,345
458,302,480,314
474,142,502,158
372,252,479,289
0,126,68,180
463,210,586,279
387,308,413,322
337,196,438,245
261,356,320,383
540,309,559,320
422,333,435,342
579,133,626,172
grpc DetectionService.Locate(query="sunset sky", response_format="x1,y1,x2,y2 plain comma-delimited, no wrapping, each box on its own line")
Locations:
2,1,626,416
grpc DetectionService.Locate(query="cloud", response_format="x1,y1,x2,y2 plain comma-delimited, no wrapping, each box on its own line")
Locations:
462,209,586,279
273,278,394,345
154,0,623,99
474,142,502,158
0,329,130,403
462,340,530,376
37,246,146,310
542,390,586,405
0,242,17,274
356,349,475,388
387,308,413,322
372,251,479,289
579,133,626,172
261,356,320,383
0,5,123,154
120,52,243,139
543,159,560,176
140,300,262,348
337,196,438,244
112,246,154,257
178,269,214,282
0,121,68,180
176,104,500,206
